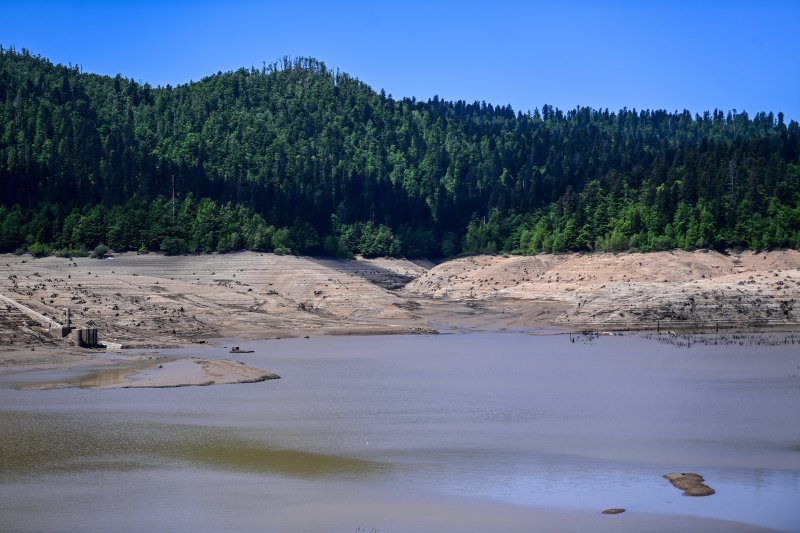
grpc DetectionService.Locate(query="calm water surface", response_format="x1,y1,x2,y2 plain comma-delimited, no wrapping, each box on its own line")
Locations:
1,333,799,532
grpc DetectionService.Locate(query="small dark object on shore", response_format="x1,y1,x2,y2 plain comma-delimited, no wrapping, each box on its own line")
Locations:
229,346,254,353
602,508,625,515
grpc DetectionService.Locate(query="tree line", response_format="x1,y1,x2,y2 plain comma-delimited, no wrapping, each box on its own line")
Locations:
1,47,798,257
0,195,421,258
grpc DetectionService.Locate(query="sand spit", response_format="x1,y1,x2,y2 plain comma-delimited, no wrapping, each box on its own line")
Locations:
105,358,280,389
21,356,278,390
664,472,716,496
2,250,799,355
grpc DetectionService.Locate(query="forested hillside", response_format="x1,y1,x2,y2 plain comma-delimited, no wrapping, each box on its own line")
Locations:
1,47,798,258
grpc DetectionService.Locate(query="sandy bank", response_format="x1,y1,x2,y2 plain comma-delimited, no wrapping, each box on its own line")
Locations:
2,250,799,357
404,249,800,330
0,344,277,390
0,252,433,349
17,355,278,390
100,357,279,389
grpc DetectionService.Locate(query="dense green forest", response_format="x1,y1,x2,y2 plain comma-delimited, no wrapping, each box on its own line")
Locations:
1,47,799,258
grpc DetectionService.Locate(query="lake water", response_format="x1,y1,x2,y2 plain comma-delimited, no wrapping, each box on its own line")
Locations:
2,333,800,532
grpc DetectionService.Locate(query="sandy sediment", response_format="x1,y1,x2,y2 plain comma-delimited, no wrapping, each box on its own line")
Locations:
98,357,280,389
404,249,800,330
0,346,280,389
2,249,799,356
0,252,434,349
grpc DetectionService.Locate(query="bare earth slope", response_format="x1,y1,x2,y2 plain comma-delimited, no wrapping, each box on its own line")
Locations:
2,250,799,353
0,252,432,348
404,250,800,330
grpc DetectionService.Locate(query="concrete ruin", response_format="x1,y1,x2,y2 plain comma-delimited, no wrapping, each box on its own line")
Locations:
0,294,101,347
75,328,99,348
0,293,69,336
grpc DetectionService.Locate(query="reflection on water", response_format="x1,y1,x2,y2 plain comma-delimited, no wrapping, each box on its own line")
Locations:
1,333,799,532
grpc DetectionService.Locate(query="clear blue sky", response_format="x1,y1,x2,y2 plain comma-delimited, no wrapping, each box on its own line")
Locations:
2,0,798,121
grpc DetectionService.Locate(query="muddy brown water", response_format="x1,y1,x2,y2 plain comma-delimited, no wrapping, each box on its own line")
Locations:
1,333,799,532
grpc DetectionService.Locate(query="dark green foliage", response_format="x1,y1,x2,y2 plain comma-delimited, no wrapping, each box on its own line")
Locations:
159,237,188,256
1,47,799,257
91,243,109,259
27,241,50,257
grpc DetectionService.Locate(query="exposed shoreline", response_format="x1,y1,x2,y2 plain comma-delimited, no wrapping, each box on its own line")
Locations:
2,249,799,387
0,344,278,389
21,356,278,390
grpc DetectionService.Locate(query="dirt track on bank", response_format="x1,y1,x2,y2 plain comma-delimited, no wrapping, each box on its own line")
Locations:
2,250,799,356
